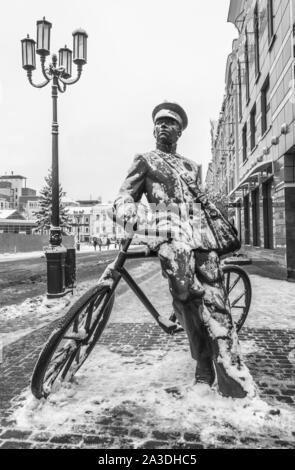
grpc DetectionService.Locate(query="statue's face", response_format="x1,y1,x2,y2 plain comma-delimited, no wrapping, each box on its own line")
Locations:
154,116,182,146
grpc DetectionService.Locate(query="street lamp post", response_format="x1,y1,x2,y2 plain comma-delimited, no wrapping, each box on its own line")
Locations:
21,18,88,298
73,210,84,251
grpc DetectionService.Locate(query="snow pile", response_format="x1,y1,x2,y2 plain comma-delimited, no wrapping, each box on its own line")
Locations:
0,251,45,262
12,342,294,446
0,280,97,346
240,339,262,355
0,296,71,323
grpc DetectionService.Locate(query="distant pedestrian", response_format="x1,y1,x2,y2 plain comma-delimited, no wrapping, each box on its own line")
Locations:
93,238,98,251
97,237,102,252
106,237,111,250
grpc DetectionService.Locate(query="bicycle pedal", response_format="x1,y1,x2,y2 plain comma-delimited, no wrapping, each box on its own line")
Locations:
173,324,184,334
157,316,182,335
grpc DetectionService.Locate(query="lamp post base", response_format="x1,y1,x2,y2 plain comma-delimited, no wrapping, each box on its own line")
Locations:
45,245,68,298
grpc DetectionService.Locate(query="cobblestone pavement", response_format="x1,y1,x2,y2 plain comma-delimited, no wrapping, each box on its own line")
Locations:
0,261,294,449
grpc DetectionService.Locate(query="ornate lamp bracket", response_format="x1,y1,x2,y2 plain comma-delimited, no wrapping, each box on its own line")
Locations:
59,64,83,86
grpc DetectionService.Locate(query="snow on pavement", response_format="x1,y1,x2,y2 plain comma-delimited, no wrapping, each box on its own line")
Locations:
0,243,139,262
1,251,294,329
4,267,295,447
0,281,95,346
0,244,99,262
0,251,46,262
247,275,295,330
12,342,294,447
0,259,159,345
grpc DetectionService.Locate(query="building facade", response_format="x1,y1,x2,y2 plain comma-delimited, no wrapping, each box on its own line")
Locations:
66,206,94,243
0,174,27,209
0,210,36,234
0,173,41,217
209,0,295,280
66,203,124,243
92,204,124,241
0,193,11,210
0,173,123,243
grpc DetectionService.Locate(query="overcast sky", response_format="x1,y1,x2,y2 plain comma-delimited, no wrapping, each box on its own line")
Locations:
0,0,236,203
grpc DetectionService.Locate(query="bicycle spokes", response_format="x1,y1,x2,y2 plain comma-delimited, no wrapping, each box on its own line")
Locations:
43,341,77,393
41,290,113,395
223,270,248,329
60,346,81,381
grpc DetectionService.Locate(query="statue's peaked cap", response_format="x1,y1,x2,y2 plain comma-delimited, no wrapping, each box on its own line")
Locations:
152,101,188,130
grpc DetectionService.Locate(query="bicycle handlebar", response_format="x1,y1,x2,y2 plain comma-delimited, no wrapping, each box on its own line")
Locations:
121,228,173,258
125,249,158,259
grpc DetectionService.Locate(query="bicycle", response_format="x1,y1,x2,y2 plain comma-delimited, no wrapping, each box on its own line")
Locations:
31,238,252,399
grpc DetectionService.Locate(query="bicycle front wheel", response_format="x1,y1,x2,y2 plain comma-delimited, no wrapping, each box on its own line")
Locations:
31,284,115,399
222,265,252,332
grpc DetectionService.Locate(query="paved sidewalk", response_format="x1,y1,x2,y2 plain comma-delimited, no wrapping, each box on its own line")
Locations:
0,263,295,449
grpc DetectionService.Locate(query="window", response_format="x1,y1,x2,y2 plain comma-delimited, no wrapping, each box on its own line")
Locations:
261,76,270,135
267,0,274,43
242,123,248,162
245,33,250,103
285,155,295,183
250,104,257,150
254,3,260,77
238,60,243,120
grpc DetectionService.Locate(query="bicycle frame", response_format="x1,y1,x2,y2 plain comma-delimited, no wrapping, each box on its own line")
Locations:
101,237,182,335
97,237,249,336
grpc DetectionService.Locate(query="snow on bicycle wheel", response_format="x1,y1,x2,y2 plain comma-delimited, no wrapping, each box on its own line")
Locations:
31,285,115,399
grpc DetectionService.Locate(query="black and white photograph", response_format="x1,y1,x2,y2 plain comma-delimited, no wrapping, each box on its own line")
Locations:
0,0,295,457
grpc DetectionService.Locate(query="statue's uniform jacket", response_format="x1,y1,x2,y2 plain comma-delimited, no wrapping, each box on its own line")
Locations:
113,150,256,398
113,150,218,251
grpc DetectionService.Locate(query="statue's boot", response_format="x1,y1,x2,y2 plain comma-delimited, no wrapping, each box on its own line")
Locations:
195,358,215,386
173,299,215,386
174,299,252,398
201,301,252,399
213,359,247,398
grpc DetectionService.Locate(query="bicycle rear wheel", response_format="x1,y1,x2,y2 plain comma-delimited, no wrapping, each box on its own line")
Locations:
31,284,114,399
222,265,252,332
